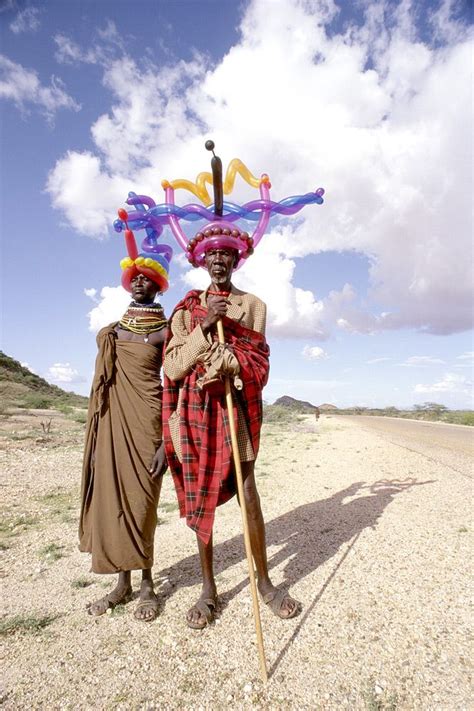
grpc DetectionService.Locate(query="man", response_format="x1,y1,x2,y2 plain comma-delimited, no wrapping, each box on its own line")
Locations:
163,230,301,628
79,230,170,622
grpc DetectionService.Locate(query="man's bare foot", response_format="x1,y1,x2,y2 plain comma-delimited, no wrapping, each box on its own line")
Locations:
258,582,301,619
186,585,217,629
86,582,132,616
134,579,160,622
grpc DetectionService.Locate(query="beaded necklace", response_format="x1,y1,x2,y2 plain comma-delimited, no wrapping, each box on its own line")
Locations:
119,302,167,339
207,290,230,297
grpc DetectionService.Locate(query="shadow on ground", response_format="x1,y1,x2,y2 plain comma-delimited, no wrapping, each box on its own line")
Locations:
155,477,435,607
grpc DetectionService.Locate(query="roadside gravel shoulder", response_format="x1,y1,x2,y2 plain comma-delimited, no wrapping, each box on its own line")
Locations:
1,415,472,709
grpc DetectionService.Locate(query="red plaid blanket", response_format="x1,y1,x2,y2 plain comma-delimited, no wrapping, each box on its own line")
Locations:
163,290,270,544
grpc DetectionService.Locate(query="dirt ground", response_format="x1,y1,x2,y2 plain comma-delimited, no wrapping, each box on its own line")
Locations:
0,413,472,710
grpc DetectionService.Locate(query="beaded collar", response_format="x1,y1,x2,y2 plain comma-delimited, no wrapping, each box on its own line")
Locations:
119,301,167,336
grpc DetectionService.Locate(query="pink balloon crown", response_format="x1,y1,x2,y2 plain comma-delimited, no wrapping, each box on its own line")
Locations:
186,222,254,268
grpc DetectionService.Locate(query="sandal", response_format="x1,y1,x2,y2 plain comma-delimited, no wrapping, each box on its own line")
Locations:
134,598,160,622
186,596,217,629
262,588,301,619
86,588,133,617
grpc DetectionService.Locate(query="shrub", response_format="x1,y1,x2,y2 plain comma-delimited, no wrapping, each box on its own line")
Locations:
19,393,53,410
71,411,88,424
263,404,300,424
55,403,73,415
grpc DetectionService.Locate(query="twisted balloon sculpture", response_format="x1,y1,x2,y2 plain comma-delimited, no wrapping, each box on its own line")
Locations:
114,146,325,270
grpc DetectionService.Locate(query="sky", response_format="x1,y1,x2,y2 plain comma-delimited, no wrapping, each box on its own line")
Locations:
0,0,472,409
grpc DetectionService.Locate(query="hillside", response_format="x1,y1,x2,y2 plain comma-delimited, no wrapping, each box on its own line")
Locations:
0,352,88,410
274,395,318,412
318,403,339,411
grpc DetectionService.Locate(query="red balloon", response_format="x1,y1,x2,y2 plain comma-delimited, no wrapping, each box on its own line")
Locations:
124,229,138,260
118,208,128,221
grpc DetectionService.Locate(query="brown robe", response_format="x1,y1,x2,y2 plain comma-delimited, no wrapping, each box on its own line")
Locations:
79,324,163,574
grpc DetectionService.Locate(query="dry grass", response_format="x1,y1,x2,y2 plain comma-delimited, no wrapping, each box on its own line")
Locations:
0,614,59,637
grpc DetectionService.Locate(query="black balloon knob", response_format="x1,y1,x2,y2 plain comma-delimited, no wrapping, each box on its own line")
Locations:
205,140,215,151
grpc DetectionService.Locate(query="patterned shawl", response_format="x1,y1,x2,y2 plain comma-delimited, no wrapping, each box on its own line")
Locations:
163,290,270,543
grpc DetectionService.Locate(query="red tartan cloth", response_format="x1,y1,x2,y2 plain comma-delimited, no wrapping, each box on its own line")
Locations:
163,290,270,544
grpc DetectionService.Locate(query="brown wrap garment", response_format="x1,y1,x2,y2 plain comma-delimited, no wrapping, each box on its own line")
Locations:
79,324,163,574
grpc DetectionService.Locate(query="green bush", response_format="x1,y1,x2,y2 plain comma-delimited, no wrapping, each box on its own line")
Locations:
19,393,53,409
263,404,300,424
55,403,73,415
70,411,88,424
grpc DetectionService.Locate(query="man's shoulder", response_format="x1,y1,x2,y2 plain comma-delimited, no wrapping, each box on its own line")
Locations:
231,285,266,308
169,290,202,319
176,289,203,308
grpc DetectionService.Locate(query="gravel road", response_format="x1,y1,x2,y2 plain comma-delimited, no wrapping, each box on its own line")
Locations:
341,416,473,477
1,415,472,710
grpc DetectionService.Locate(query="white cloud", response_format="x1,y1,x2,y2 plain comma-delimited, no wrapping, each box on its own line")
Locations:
181,228,329,338
20,361,37,374
54,34,100,65
428,0,467,44
9,6,40,34
367,357,391,364
46,0,473,336
46,152,131,236
86,285,130,332
54,21,125,65
84,287,98,301
398,355,446,367
302,345,328,360
456,351,474,361
0,54,80,121
414,372,473,397
47,363,85,384
454,351,474,370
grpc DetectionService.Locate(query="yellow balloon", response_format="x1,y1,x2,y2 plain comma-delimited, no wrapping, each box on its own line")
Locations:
223,159,261,194
168,159,264,205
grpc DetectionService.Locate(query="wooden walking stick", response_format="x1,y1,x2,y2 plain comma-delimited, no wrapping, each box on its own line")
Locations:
205,140,267,681
216,318,268,683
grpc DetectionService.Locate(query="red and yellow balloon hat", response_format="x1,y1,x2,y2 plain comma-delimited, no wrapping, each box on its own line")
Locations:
117,208,171,293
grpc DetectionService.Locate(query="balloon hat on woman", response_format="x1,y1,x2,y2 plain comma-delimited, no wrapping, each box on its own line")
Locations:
114,140,325,269
116,208,172,293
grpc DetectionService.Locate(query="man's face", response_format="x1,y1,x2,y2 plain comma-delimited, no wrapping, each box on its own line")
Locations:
204,248,237,286
130,273,160,303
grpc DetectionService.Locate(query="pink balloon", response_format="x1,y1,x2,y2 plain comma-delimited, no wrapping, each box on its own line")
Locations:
250,179,271,250
164,186,189,252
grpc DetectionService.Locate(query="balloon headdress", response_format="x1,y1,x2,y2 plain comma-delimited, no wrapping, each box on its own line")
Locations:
116,208,172,293
114,140,325,272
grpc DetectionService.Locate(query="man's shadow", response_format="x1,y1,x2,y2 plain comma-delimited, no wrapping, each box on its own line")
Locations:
155,477,435,610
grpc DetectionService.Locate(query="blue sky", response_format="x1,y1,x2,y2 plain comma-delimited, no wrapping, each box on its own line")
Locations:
0,0,472,408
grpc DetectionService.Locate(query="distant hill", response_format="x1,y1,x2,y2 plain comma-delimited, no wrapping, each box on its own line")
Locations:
274,395,319,412
0,351,88,410
318,403,339,411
